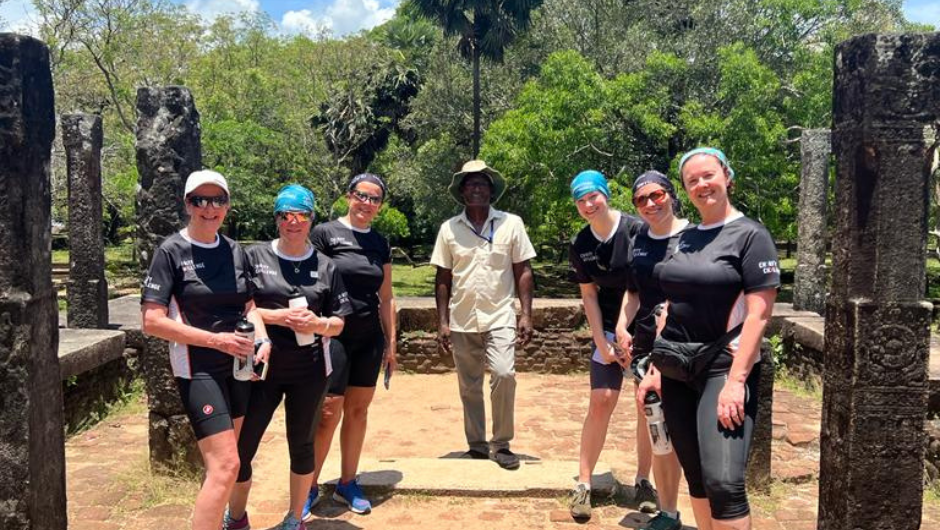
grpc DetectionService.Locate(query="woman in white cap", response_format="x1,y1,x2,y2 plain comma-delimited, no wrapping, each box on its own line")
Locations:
141,170,271,530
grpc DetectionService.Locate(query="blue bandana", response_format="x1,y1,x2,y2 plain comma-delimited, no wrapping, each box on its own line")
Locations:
274,184,315,213
570,170,610,200
678,147,735,180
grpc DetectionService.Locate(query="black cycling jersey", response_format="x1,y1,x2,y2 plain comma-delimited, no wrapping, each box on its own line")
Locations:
625,222,693,354
141,231,252,379
658,215,780,344
568,212,645,332
311,219,391,317
246,241,353,383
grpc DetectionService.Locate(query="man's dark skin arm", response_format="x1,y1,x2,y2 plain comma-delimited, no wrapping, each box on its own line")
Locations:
435,266,454,353
512,259,534,346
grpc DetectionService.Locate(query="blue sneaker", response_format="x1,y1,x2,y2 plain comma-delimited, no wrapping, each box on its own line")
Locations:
300,486,320,522
333,478,372,514
222,509,250,530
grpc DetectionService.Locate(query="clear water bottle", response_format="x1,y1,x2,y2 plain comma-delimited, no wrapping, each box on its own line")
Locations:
644,391,673,455
288,287,315,346
232,319,255,381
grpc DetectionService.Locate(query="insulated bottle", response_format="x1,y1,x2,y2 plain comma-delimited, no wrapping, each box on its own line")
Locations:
233,319,255,381
288,288,316,346
644,391,673,455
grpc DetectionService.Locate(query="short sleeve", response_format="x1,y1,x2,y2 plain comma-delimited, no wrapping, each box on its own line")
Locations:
233,242,255,298
624,267,639,293
310,224,328,255
326,261,354,317
511,218,537,263
429,224,453,269
142,246,174,306
381,236,392,264
567,242,593,284
740,224,781,293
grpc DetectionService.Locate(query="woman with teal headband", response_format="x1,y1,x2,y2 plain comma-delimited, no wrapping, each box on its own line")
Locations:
565,170,656,520
226,184,353,530
655,148,779,529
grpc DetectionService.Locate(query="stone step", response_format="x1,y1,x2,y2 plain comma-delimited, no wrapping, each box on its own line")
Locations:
316,457,620,498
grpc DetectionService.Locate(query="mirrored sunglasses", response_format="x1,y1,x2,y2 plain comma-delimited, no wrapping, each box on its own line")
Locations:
632,189,669,207
187,195,229,208
276,211,312,223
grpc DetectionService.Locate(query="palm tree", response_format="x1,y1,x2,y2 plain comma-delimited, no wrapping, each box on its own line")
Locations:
411,0,544,156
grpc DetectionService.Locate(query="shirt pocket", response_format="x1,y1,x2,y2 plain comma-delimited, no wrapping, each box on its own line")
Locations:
488,243,512,269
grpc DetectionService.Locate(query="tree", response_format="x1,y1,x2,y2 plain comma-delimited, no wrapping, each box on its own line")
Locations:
410,0,544,156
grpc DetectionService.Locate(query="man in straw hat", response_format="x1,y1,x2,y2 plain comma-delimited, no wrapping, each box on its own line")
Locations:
430,159,536,470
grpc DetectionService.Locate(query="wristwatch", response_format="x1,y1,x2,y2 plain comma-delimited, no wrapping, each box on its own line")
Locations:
254,337,272,347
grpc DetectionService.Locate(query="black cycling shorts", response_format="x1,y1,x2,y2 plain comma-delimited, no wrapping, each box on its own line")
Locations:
327,313,386,395
176,373,251,440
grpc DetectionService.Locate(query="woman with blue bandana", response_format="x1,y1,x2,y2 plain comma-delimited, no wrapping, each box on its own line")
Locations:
226,184,353,530
656,148,779,529
565,170,652,520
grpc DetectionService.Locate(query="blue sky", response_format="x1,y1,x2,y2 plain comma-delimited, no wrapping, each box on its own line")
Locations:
1,0,938,39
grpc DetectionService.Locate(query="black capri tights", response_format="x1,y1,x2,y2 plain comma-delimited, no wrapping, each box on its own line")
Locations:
661,357,761,520
236,374,328,483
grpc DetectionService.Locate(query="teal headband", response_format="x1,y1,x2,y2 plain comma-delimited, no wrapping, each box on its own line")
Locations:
678,147,735,181
570,170,610,200
274,184,315,213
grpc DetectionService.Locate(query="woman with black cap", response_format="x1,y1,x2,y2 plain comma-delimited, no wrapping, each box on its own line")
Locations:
224,184,353,530
565,170,650,520
656,148,779,530
618,170,689,530
302,173,396,518
141,170,270,530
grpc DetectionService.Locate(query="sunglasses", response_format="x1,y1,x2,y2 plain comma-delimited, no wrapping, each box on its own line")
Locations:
350,189,383,205
276,211,312,223
187,195,229,208
632,189,669,207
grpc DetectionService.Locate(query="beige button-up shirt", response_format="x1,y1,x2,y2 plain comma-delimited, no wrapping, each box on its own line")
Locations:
430,208,537,332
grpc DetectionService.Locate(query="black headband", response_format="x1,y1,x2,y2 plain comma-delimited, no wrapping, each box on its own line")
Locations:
348,173,388,198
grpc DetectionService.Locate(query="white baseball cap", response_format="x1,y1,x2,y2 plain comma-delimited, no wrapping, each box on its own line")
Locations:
184,170,230,197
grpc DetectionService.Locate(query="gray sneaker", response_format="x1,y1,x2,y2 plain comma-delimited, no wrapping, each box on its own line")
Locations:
274,512,306,530
634,478,659,513
568,484,591,519
643,512,682,530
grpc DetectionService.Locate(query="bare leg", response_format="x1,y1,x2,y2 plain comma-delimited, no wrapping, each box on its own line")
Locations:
192,429,240,530
634,397,652,481
713,515,751,530
340,386,377,481
289,471,315,518
690,497,714,530
310,395,344,486
577,388,620,483
651,451,681,513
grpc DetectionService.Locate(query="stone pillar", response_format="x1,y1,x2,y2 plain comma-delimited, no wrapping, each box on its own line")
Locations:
62,113,108,328
792,129,830,314
747,340,774,493
819,33,939,530
135,86,202,471
0,34,67,530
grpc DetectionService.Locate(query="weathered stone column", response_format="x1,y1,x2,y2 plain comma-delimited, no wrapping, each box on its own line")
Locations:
62,113,108,328
0,34,67,530
819,33,939,530
135,87,202,471
792,129,830,314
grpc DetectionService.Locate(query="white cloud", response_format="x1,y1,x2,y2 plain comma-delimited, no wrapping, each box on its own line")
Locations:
904,1,940,26
185,0,261,22
281,0,398,38
0,0,40,36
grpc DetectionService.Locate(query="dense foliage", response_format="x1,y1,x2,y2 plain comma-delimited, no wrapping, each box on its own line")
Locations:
26,0,928,249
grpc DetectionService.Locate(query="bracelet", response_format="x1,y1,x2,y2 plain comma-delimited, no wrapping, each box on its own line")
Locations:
254,338,272,347
323,318,331,334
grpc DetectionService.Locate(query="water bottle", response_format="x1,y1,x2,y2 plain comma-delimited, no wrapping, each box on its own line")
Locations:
288,287,315,346
232,319,255,381
644,391,673,455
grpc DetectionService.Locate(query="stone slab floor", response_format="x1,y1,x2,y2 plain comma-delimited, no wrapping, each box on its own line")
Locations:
65,373,940,530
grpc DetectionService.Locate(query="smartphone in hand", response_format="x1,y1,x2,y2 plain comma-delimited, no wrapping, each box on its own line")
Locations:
383,361,391,390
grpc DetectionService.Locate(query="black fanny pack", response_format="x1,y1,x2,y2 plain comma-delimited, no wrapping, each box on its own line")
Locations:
650,324,743,382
